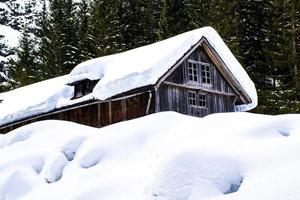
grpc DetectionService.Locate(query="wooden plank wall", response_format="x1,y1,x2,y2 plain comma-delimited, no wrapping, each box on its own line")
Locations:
160,46,236,117
159,84,235,117
0,92,155,134
166,49,235,95
159,84,188,114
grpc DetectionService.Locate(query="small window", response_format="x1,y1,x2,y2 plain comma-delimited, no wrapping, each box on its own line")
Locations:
201,64,211,84
82,82,93,95
198,93,206,107
188,62,198,82
75,84,83,98
188,91,197,106
73,80,99,99
188,91,207,108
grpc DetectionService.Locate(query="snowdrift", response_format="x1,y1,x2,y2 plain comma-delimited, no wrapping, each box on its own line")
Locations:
0,112,300,200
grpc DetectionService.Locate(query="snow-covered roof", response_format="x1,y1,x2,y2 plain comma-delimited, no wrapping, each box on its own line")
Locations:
68,26,257,110
0,27,257,127
0,76,73,127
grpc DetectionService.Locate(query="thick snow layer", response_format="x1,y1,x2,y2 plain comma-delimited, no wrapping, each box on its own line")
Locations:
0,75,73,127
68,26,257,111
0,25,20,48
0,112,300,200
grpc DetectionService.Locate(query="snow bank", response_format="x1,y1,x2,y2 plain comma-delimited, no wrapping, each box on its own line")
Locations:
0,112,300,200
68,26,257,111
0,167,38,200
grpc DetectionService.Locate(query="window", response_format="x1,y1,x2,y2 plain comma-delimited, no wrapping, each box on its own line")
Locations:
201,64,211,84
188,91,207,108
187,60,212,85
188,91,197,105
74,84,83,98
198,93,206,107
188,62,198,82
73,80,99,99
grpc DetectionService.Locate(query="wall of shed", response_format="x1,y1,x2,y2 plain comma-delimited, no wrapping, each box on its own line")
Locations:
0,92,155,134
159,46,236,117
158,84,234,117
166,47,235,94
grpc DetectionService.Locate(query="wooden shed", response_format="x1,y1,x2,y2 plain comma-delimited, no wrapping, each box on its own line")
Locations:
0,27,257,134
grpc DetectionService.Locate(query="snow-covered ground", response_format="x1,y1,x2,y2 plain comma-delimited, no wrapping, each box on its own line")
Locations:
0,112,300,200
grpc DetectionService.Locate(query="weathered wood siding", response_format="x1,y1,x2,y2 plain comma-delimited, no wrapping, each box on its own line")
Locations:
160,46,236,117
0,92,155,134
159,84,234,117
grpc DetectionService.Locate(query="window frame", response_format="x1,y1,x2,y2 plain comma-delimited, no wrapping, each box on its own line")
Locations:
188,90,207,109
188,90,197,106
200,63,211,85
74,84,83,98
187,59,212,86
198,93,207,108
73,80,99,99
188,61,198,83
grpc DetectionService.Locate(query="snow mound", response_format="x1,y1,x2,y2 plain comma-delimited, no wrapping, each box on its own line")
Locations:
78,146,104,169
41,152,68,183
60,137,85,161
1,112,300,200
152,153,242,200
0,167,38,200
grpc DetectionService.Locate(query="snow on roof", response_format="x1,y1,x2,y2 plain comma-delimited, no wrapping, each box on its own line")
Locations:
68,26,257,110
0,27,257,127
0,76,73,127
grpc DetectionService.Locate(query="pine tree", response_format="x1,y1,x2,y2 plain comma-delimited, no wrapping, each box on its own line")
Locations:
77,0,94,62
36,0,52,80
43,0,64,77
158,0,193,39
237,0,273,89
37,0,80,77
88,0,123,56
119,0,159,48
60,0,81,73
11,27,37,87
287,0,300,99
0,35,12,92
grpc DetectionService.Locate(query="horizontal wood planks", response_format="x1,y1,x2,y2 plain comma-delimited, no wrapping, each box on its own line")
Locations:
159,84,235,117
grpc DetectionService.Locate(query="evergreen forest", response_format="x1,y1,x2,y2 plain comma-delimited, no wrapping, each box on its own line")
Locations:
2,0,300,114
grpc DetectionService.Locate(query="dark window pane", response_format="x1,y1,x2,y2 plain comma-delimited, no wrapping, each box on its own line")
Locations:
198,94,206,107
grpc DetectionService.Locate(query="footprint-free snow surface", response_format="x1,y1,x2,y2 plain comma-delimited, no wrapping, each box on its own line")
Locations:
0,112,300,200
